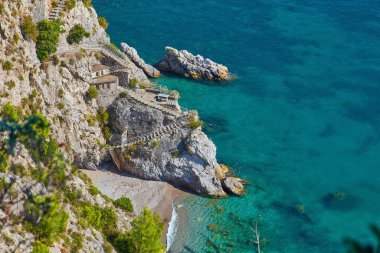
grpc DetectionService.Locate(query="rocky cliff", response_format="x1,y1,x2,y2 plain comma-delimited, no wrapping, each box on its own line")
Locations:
121,42,161,78
108,98,244,197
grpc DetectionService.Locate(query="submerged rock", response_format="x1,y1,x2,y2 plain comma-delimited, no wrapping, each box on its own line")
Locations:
156,47,232,81
222,177,246,196
121,42,161,78
321,191,360,211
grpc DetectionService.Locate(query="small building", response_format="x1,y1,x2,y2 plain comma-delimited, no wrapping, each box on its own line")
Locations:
92,75,119,90
156,93,170,103
91,64,110,78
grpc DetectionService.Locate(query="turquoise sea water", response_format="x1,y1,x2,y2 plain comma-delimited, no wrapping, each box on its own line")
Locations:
92,0,380,252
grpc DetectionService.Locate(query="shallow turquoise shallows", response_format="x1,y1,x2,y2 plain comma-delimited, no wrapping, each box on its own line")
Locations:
92,0,380,252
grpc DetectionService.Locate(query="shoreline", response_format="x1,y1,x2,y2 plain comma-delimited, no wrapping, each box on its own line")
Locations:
82,168,189,245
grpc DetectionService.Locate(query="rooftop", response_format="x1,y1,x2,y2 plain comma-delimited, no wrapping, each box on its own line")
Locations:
91,64,109,72
93,75,118,84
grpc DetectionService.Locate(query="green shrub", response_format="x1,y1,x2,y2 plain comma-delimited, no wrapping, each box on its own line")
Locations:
64,0,76,11
67,24,90,44
188,118,203,129
20,15,38,41
79,203,102,229
171,149,181,157
36,19,64,61
51,0,58,8
89,184,101,196
127,207,164,253
97,108,112,141
87,86,98,99
101,206,117,236
114,197,134,213
151,140,160,149
83,0,92,8
129,78,138,88
52,55,60,65
25,195,69,245
31,241,49,253
58,88,64,98
3,60,13,71
6,81,16,90
98,17,109,30
58,103,65,110
119,91,129,98
12,33,20,45
70,232,83,253
0,177,8,192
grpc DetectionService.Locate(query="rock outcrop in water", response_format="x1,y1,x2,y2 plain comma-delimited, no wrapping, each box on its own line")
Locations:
121,42,161,78
156,47,232,81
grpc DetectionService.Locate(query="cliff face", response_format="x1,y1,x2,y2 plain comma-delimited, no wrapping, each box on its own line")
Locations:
0,1,132,251
108,98,227,197
0,0,109,170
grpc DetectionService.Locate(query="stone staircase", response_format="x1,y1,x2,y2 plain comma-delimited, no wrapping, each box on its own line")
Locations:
49,0,66,20
112,120,186,149
109,120,187,170
108,148,125,171
56,43,132,71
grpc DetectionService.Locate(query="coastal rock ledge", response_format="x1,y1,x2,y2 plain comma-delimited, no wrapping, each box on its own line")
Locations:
156,47,232,81
121,42,161,78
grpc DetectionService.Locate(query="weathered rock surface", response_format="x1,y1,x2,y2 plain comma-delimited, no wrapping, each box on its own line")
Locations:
156,47,232,81
222,177,246,196
121,42,161,78
108,98,228,197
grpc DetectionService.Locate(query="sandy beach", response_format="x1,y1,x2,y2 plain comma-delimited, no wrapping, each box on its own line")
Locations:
83,168,189,243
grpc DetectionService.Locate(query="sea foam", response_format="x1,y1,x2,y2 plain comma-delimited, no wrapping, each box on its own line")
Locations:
166,205,178,252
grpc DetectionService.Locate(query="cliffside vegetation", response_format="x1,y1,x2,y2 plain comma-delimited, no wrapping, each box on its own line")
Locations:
20,15,38,42
36,19,64,61
67,24,90,45
0,104,165,252
98,17,109,30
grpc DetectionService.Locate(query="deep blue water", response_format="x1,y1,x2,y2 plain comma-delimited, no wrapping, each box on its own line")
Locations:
92,0,380,252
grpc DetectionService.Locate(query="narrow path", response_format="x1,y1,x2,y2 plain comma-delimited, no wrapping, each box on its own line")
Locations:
49,0,66,20
112,120,187,149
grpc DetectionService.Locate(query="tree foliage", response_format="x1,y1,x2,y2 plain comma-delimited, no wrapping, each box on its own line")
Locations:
31,241,50,253
128,207,164,253
0,104,69,246
67,24,90,44
64,0,76,11
114,197,134,213
83,0,92,8
25,195,69,245
36,19,64,61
